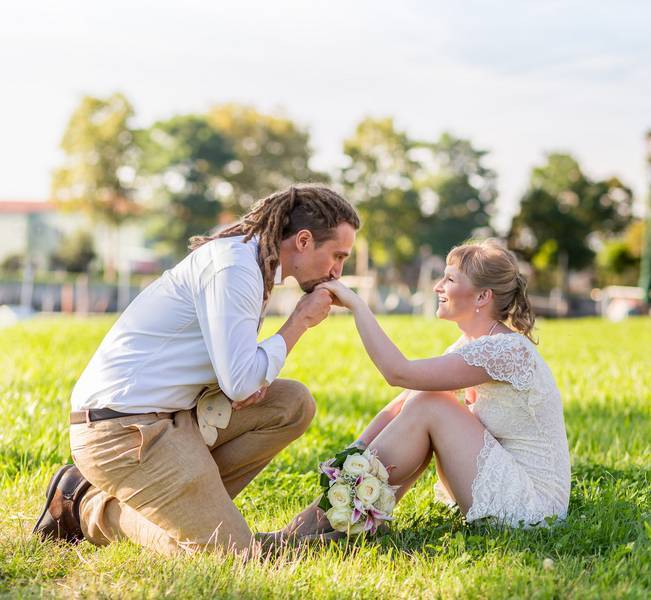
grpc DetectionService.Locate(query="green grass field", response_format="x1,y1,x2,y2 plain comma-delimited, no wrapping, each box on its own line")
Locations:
1,316,650,598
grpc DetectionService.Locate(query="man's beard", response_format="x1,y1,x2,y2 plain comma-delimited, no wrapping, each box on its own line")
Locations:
299,276,332,293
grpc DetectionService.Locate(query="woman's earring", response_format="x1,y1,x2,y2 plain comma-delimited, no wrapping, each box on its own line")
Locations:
476,308,479,313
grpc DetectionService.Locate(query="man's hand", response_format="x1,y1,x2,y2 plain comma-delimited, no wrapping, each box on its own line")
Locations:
277,289,333,354
232,385,268,411
292,288,333,329
315,280,361,311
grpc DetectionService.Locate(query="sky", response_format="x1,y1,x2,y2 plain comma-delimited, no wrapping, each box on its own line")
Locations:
2,0,650,231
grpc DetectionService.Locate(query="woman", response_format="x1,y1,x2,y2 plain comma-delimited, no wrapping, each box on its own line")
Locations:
274,239,570,542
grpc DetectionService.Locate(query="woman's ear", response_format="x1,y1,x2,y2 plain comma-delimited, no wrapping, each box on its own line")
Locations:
477,288,493,308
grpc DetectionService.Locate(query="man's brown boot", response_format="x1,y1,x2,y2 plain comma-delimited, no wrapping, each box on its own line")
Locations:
32,464,91,543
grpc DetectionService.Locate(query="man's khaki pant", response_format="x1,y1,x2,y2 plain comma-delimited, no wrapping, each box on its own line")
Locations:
70,379,315,557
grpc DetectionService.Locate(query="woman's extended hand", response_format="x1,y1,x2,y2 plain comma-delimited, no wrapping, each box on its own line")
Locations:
316,280,361,310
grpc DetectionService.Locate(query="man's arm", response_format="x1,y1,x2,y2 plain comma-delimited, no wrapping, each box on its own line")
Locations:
196,259,333,406
231,289,333,410
196,265,287,403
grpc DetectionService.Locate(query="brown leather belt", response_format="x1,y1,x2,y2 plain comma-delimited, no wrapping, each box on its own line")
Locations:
70,408,171,425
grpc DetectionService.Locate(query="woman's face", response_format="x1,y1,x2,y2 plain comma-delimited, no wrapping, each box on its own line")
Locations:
434,264,480,322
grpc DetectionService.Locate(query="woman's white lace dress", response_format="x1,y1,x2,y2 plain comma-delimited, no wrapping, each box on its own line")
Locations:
435,332,571,527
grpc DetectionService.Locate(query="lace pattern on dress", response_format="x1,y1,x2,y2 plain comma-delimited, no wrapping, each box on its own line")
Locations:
435,334,569,527
452,334,535,392
466,429,550,527
466,429,499,522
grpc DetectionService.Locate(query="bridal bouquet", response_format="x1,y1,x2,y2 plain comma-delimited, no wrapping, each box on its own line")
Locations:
317,446,398,535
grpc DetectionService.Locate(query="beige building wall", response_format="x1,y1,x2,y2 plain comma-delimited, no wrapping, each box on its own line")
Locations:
0,202,149,271
0,214,29,259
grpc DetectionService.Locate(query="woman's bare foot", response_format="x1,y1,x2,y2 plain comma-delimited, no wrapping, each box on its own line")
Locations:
283,499,334,538
257,499,334,548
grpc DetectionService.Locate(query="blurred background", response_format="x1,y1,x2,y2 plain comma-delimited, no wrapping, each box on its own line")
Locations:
1,0,650,324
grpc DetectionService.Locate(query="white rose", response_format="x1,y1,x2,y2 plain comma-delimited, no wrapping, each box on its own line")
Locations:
373,457,390,483
356,475,382,506
325,506,353,532
327,483,351,508
342,453,371,476
362,450,390,483
375,485,396,514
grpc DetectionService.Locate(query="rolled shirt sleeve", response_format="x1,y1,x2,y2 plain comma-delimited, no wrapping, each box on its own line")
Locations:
194,263,287,402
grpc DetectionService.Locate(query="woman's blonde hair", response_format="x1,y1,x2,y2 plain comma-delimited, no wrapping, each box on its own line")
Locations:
446,239,537,343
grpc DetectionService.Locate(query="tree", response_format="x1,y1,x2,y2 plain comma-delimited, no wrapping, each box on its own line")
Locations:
508,153,634,277
206,104,326,210
340,118,497,270
1,253,24,273
340,117,424,268
135,115,232,258
49,230,96,273
51,93,138,277
416,132,497,256
595,221,644,286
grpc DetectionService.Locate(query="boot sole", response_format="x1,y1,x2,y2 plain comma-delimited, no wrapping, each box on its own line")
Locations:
32,464,75,536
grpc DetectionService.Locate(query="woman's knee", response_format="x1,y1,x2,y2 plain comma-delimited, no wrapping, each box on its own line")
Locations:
401,390,457,419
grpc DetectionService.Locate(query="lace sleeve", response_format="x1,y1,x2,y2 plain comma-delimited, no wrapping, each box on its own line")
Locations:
451,334,535,391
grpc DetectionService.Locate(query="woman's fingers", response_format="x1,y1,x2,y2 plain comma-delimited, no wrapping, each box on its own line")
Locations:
315,280,353,307
315,282,343,306
315,281,336,294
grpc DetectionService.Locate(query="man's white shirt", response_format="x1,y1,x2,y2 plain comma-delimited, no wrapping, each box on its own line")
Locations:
71,236,287,413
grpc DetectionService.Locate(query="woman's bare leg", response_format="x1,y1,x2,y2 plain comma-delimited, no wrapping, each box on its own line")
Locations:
394,444,434,502
274,390,414,539
368,391,485,513
266,391,484,546
273,443,434,542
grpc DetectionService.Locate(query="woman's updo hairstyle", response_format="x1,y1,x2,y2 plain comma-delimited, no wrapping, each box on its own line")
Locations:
446,239,537,343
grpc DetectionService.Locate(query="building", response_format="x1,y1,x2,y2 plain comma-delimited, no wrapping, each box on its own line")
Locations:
0,200,154,272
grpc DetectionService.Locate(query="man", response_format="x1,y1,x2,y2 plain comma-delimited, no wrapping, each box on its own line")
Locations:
33,184,360,557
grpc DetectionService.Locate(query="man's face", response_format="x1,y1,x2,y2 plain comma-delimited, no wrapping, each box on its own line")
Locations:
293,223,356,292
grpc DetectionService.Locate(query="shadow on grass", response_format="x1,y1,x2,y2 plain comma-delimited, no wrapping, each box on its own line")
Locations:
298,461,650,563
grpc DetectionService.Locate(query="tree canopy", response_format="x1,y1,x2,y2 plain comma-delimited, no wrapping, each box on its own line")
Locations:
51,93,138,225
48,94,643,290
508,153,634,272
135,114,232,257
340,118,496,268
207,104,326,210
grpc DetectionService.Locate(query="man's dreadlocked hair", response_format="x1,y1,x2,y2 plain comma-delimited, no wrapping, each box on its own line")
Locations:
188,184,360,300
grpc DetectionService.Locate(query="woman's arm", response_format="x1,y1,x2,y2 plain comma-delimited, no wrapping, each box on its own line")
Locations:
317,281,491,392
352,301,490,390
352,390,411,448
